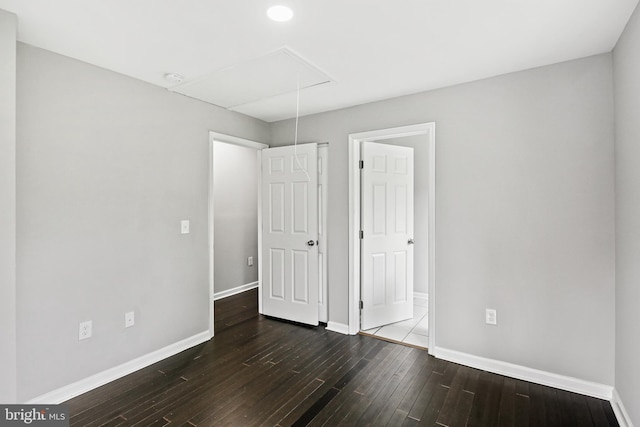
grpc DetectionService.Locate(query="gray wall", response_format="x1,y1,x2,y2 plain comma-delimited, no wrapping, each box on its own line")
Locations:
8,20,625,404
0,9,17,403
213,141,259,294
271,54,616,386
614,1,640,423
16,43,270,401
378,135,429,295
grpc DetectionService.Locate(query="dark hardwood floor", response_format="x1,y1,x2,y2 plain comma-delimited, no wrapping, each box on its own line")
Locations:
65,289,618,426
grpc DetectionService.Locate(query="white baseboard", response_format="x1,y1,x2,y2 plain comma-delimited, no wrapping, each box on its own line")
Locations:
612,389,634,427
213,281,259,301
326,321,350,335
27,331,211,404
434,346,613,400
414,291,428,300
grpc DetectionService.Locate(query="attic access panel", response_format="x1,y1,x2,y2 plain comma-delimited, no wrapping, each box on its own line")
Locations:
170,47,333,110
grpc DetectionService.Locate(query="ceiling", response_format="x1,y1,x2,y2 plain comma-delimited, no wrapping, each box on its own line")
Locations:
1,0,638,122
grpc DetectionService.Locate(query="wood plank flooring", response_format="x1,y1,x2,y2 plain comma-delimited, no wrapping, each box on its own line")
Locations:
65,289,618,426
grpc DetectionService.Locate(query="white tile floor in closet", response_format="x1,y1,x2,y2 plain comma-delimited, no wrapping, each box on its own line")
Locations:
361,296,429,349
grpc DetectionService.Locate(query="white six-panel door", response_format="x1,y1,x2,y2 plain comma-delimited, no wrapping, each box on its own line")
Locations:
361,141,414,330
261,143,319,326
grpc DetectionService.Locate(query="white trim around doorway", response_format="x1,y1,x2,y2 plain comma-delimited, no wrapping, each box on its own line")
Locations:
347,123,436,355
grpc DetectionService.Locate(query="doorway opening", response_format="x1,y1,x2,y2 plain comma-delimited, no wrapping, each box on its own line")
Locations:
348,123,436,353
209,134,329,337
208,132,268,338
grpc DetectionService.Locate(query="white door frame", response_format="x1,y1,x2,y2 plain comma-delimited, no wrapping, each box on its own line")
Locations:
317,143,329,323
348,123,436,354
208,131,269,339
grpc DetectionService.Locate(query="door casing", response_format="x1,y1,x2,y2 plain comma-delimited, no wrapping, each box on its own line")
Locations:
348,123,436,354
318,144,329,323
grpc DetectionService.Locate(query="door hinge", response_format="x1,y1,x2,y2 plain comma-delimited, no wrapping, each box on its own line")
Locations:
360,301,363,309
359,230,364,239
359,160,364,169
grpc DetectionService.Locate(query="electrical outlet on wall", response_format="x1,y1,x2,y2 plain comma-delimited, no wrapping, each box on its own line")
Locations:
485,309,497,325
248,256,254,266
125,311,135,328
79,320,92,340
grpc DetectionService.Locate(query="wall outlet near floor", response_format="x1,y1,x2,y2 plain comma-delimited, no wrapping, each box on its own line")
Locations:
125,311,135,328
79,320,92,340
485,309,497,325
247,256,254,266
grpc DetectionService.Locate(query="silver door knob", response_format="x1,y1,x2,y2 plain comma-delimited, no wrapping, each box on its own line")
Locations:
307,240,316,246
408,238,415,245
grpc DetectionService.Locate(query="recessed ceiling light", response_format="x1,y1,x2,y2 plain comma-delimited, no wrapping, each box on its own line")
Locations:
267,5,293,22
164,73,184,84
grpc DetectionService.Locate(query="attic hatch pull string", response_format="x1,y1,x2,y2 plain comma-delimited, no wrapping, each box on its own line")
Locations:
294,77,311,183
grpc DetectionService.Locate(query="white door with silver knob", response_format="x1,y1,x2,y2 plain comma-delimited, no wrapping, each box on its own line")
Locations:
261,143,319,326
360,141,414,330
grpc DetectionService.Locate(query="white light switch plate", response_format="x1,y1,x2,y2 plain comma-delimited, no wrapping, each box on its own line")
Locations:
181,220,190,234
